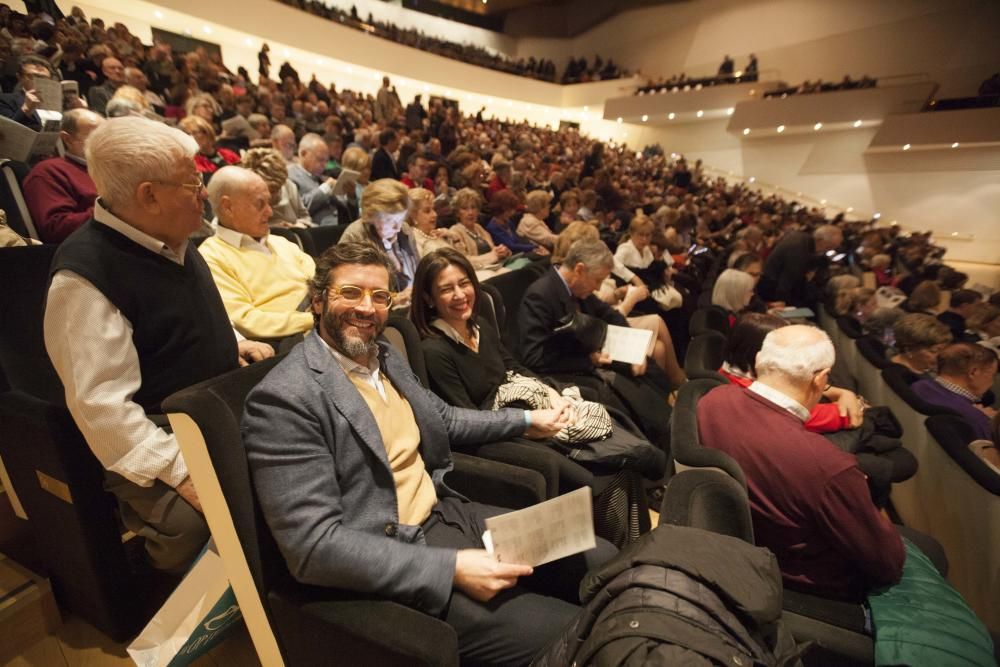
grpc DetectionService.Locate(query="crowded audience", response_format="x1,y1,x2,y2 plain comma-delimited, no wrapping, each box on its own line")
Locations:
2,3,998,664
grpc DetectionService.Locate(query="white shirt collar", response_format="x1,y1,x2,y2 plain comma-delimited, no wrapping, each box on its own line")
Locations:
214,222,271,255
94,199,187,265
747,380,811,422
721,361,753,381
431,318,479,350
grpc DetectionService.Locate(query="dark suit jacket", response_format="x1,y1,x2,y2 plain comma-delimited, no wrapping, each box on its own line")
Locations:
518,266,628,375
242,332,526,616
759,230,815,306
0,90,41,130
370,147,400,181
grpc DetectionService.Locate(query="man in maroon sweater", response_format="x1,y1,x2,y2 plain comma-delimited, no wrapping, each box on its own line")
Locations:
23,109,103,243
698,325,904,601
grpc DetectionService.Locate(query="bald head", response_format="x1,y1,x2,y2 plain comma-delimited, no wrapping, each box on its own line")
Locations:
207,166,262,214
271,125,296,161
208,166,272,239
61,108,104,159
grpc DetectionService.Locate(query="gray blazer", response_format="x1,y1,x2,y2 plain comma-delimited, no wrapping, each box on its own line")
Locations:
242,332,526,615
287,163,340,226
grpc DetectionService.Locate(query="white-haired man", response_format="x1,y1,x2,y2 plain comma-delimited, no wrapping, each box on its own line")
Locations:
44,117,273,572
697,325,905,600
287,133,342,226
199,166,316,341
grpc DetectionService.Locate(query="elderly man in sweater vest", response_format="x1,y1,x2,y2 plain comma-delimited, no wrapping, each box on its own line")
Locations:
199,167,316,342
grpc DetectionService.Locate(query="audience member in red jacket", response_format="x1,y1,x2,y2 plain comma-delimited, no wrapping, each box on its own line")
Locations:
22,109,103,243
719,313,861,432
699,325,904,600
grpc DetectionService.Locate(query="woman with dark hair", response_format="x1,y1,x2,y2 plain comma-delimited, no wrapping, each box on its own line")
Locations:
720,313,863,432
411,248,667,545
411,248,545,409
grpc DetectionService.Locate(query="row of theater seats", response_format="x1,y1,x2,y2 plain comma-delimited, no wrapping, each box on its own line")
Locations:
0,159,38,241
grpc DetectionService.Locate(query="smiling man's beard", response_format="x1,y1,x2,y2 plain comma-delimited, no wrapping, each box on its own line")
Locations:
322,302,383,360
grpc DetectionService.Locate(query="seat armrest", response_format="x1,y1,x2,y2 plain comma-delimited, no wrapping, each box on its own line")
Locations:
271,592,459,667
448,451,546,509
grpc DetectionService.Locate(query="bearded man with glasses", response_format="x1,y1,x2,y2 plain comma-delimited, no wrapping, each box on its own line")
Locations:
243,242,617,666
44,117,273,573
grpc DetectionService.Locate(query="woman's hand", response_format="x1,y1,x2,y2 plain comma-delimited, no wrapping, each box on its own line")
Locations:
824,386,864,428
525,404,575,439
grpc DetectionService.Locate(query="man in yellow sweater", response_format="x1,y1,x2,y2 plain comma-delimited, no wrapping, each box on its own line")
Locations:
199,166,316,341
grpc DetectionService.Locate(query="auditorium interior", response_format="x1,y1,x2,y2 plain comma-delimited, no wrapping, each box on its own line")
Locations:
0,0,998,664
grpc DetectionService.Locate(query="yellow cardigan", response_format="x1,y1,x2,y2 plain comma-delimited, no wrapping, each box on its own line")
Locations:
198,233,316,339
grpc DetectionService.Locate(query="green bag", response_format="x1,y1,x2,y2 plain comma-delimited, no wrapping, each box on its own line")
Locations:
868,539,996,667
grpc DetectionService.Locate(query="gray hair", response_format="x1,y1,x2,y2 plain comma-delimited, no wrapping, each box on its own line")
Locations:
756,325,835,383
105,97,142,118
712,268,756,312
297,132,326,155
563,238,613,272
206,166,261,217
86,116,197,209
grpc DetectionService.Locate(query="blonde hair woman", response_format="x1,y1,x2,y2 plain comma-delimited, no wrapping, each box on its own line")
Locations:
338,145,371,218
178,115,239,183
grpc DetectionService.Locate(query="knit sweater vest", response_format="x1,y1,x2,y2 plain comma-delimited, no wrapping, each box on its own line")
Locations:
51,219,238,411
348,373,437,525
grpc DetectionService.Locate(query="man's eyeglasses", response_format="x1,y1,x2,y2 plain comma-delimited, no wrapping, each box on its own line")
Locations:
154,179,206,193
325,285,395,309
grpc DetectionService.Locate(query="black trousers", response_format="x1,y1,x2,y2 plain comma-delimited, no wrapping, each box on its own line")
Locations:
423,496,617,667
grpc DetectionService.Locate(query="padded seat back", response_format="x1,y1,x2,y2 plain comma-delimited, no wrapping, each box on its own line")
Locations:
296,224,348,257
483,262,548,357
0,245,63,404
384,314,430,386
835,316,863,379
683,331,726,378
689,306,730,338
670,377,746,485
659,468,754,542
0,159,38,240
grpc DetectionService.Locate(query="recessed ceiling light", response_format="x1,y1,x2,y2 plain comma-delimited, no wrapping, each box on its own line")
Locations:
743,128,750,135
668,112,675,120
951,142,959,148
902,143,911,151
853,120,862,128
727,108,735,115
154,10,163,18
616,117,623,124
641,114,648,122
820,199,827,205
813,122,823,130
244,37,253,46
846,207,854,213
776,125,785,133
748,176,756,183
873,213,881,219
696,110,704,117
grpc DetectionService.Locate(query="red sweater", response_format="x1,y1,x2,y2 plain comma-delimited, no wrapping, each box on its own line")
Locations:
697,384,904,600
719,369,850,433
22,156,98,244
